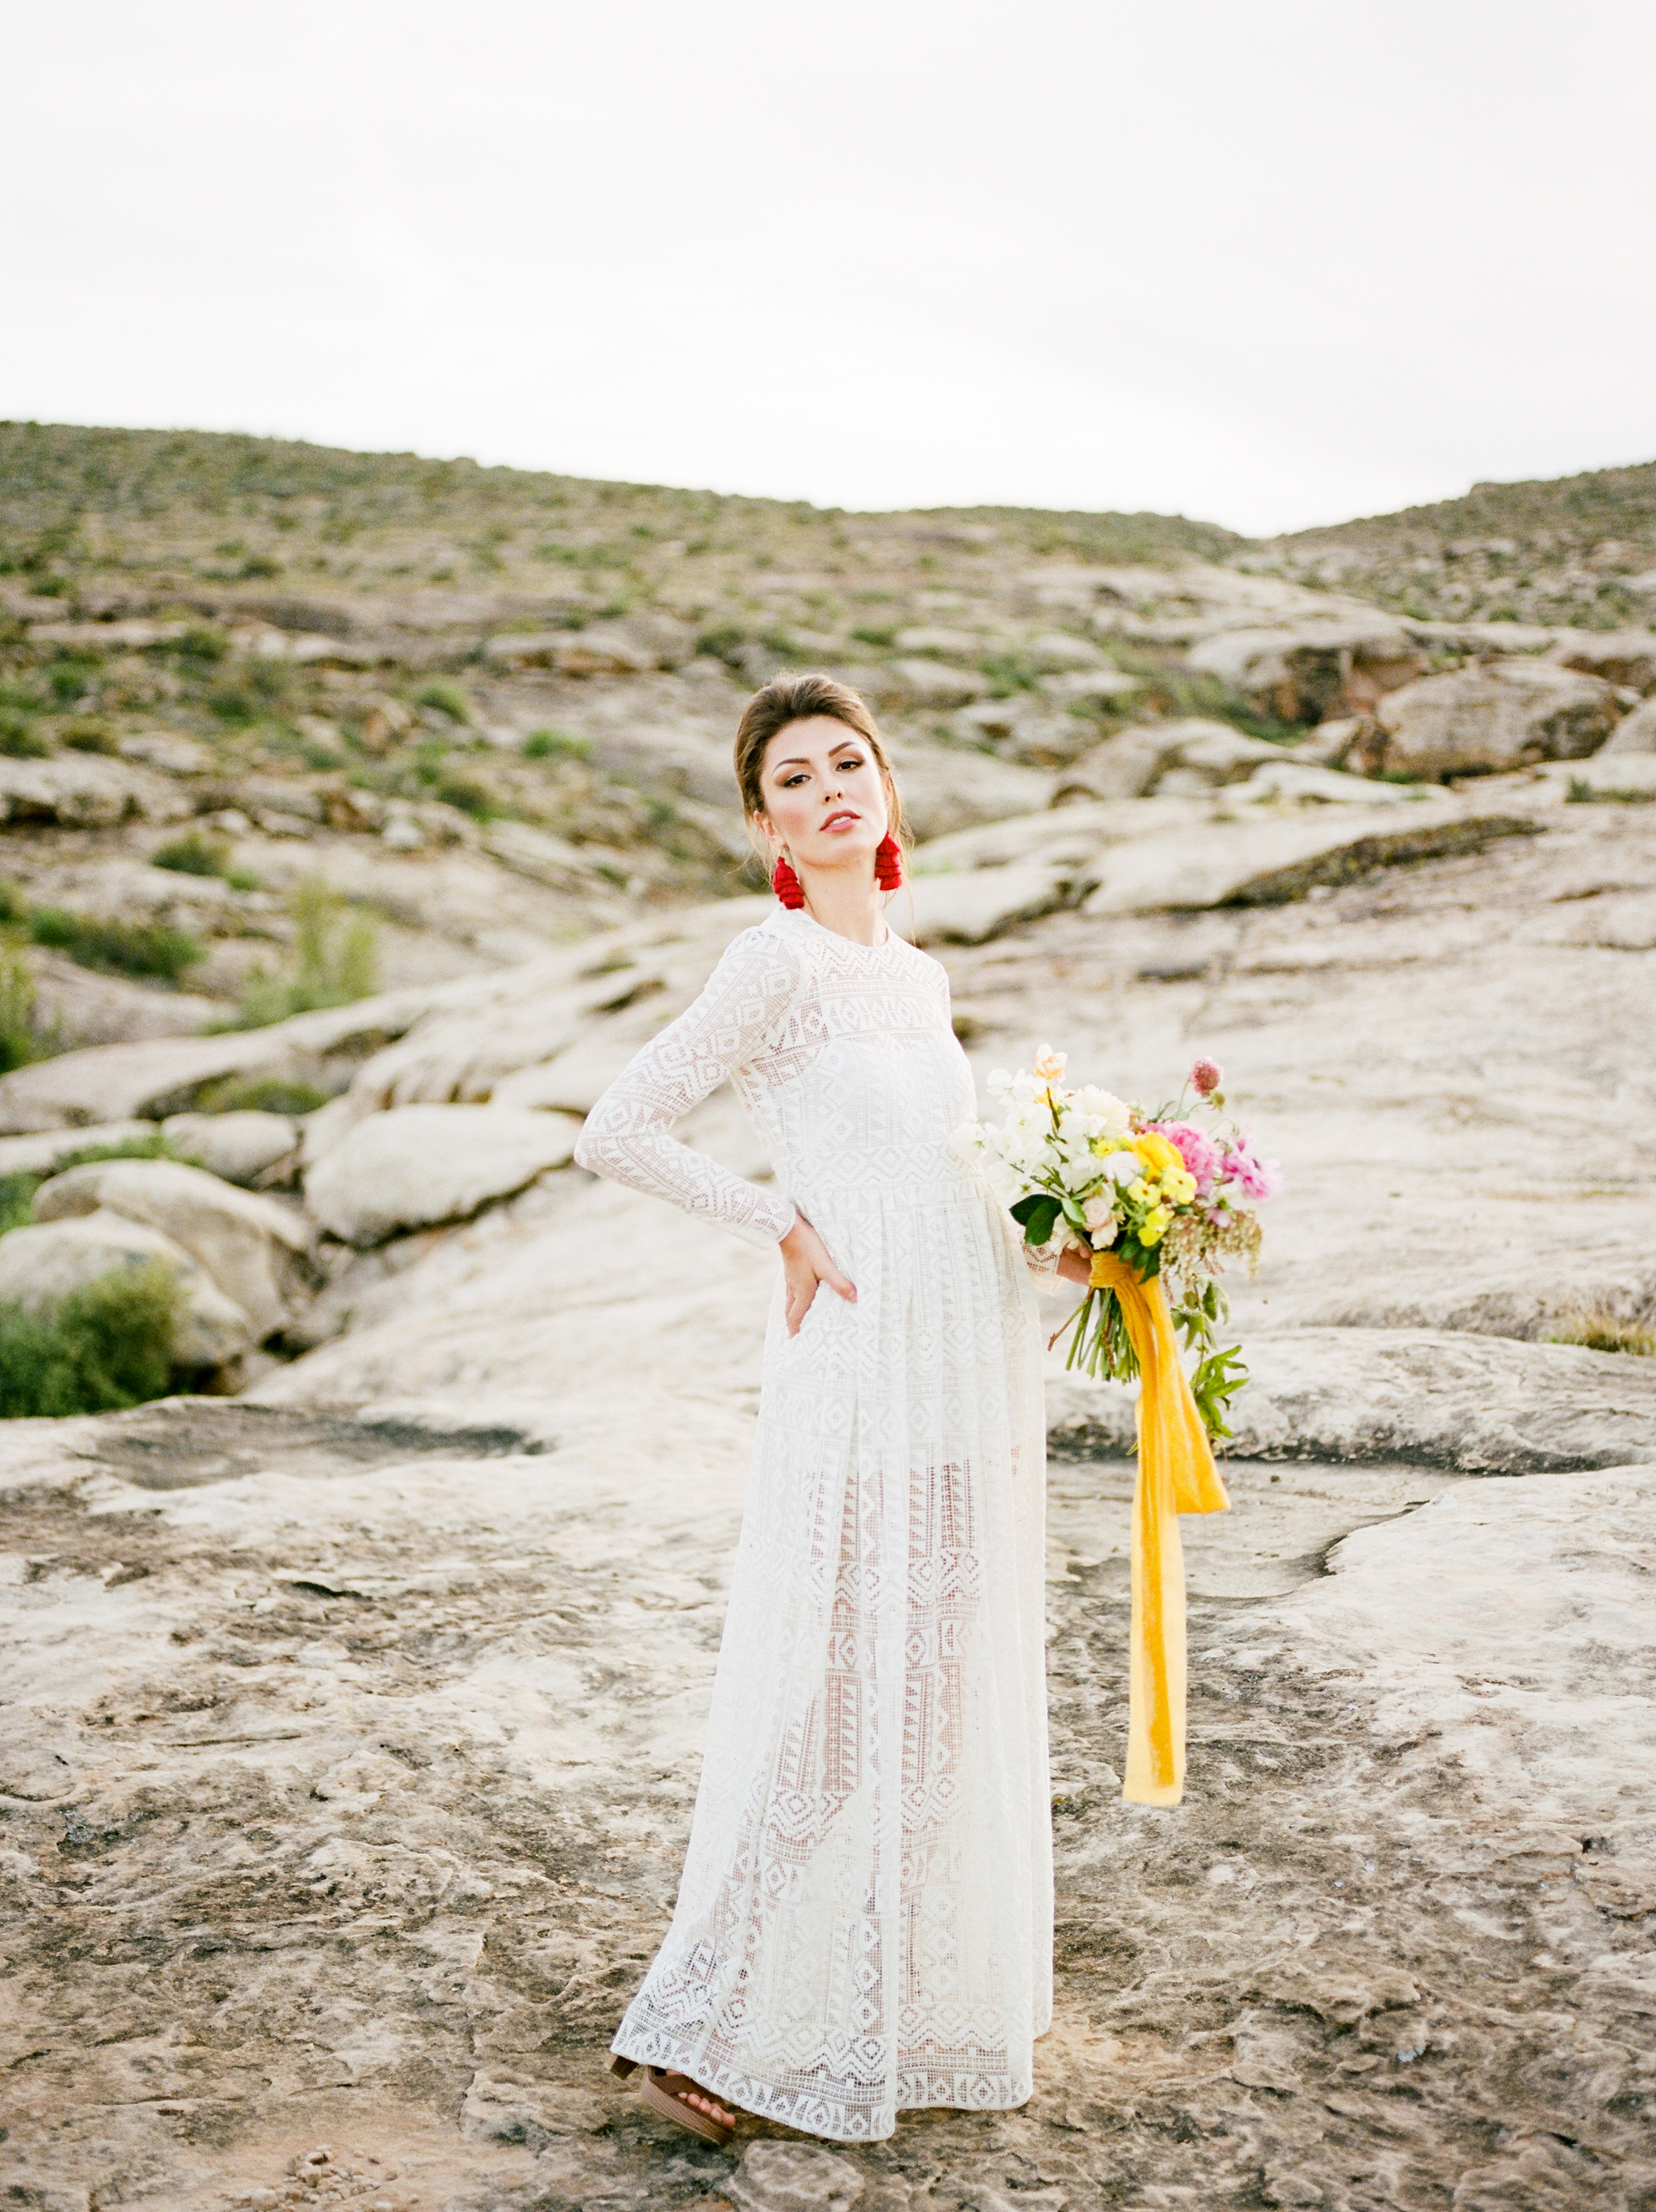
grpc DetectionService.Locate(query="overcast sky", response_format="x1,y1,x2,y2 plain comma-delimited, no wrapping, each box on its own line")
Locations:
4,1,1654,536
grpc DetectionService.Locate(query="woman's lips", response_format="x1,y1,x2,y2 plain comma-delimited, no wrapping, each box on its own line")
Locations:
821,810,859,831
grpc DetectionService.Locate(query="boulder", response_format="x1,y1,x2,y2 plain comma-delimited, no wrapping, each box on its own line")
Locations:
33,1159,316,1340
161,1111,299,1187
1548,630,1656,695
1220,760,1427,808
482,613,695,675
951,695,1091,764
0,1123,158,1177
1038,667,1143,705
862,658,994,711
0,755,191,828
1374,661,1625,778
893,862,1070,945
1601,695,1656,753
302,1104,585,1245
0,1211,253,1368
1027,631,1109,672
893,626,988,656
882,738,1053,838
1537,754,1656,799
118,733,214,775
491,1041,642,1115
1055,719,1280,802
1187,620,1425,721
1047,1328,1656,1472
1081,805,1537,913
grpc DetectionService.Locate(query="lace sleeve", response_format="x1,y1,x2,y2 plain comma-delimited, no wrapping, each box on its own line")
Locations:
573,927,802,1249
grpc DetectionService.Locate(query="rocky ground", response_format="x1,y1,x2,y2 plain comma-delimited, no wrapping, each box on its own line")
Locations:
2,427,1655,2210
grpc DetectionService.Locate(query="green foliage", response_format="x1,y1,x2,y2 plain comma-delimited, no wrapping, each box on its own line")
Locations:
59,719,118,754
1548,1305,1655,1355
696,624,747,665
150,830,232,878
0,712,50,758
226,878,378,1028
1567,777,1655,805
413,679,471,724
0,1260,181,1418
522,727,590,761
0,1173,37,1235
979,651,1042,696
436,776,492,820
850,623,897,649
28,907,203,981
1189,1344,1248,1438
0,880,26,924
0,950,38,1073
200,1075,328,1115
164,626,229,664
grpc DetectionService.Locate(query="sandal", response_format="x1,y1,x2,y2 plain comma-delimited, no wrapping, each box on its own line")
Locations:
608,2053,737,2146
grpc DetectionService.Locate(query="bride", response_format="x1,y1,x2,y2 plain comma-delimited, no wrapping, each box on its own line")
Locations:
573,672,1090,2146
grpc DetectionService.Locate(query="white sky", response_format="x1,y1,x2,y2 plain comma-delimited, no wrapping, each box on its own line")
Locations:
4,0,1654,536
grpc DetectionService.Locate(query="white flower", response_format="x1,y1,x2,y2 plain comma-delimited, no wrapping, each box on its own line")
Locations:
947,1121,983,1162
1081,1195,1114,1229
1078,1084,1131,1123
1099,1150,1143,1184
987,1068,1013,1097
1090,1222,1119,1249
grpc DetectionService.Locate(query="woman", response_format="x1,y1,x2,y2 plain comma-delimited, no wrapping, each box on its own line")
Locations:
574,673,1089,2146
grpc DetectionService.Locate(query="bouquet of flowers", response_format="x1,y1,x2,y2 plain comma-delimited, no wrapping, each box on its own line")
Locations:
954,1049,1279,1437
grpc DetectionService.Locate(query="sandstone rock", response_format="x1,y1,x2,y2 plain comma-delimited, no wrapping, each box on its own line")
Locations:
1548,628,1656,693
912,794,1203,876
864,658,994,711
490,1040,642,1115
0,972,511,1133
1055,719,1280,802
1221,759,1427,808
951,695,1090,764
1600,695,1656,753
1081,805,1535,912
482,613,694,676
1037,666,1142,705
1535,753,1656,798
883,736,1054,837
0,1123,156,1178
1149,723,1295,792
161,1111,299,1187
0,755,191,828
1047,1328,1656,1472
1187,619,1425,721
1027,630,1108,672
892,625,987,656
894,862,1070,945
302,1104,584,1245
117,733,214,775
24,617,190,651
729,2140,867,2210
0,1211,253,1366
34,1160,315,1341
1374,660,1625,777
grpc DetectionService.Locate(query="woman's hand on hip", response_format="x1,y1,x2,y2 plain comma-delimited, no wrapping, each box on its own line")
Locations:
779,1214,856,1336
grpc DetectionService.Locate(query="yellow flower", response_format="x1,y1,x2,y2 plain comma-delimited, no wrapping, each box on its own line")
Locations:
1163,1168,1196,1205
1133,1132,1182,1178
1140,1205,1172,1246
1127,1177,1151,1205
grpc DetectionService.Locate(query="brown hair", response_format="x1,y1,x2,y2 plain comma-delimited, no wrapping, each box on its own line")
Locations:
733,671,909,857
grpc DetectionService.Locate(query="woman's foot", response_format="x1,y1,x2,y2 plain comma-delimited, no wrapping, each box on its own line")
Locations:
608,2054,739,2144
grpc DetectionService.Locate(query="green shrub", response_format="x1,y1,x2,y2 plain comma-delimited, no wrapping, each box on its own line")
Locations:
0,881,26,925
0,1260,181,1418
414,680,471,724
850,623,897,649
0,1172,37,1236
28,907,204,981
199,1075,328,1116
163,626,229,664
522,727,590,762
0,712,50,758
436,775,492,820
0,950,38,1073
150,830,232,878
1548,1304,1656,1354
60,720,118,755
226,879,378,1028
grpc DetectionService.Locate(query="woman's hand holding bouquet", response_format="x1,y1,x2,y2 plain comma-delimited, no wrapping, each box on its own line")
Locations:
953,1049,1278,1438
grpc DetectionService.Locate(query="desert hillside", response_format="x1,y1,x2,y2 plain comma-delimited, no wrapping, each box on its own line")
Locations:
2,424,1655,2212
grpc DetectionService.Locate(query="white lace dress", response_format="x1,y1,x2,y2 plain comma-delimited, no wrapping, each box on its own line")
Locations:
573,907,1053,2142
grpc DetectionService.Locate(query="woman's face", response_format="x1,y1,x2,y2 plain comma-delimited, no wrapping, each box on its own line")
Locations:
756,716,890,874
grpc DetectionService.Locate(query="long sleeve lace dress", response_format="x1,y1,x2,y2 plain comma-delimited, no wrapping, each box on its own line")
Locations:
573,906,1053,2143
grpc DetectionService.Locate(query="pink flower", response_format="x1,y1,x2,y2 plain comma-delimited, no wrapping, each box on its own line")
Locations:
1220,1137,1282,1201
1149,1119,1220,1192
1190,1057,1223,1097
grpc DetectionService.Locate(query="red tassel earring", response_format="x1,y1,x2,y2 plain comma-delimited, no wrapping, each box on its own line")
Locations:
875,834,904,891
772,853,805,909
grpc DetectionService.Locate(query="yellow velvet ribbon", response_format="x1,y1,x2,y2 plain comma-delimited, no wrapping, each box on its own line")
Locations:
1089,1252,1230,1806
